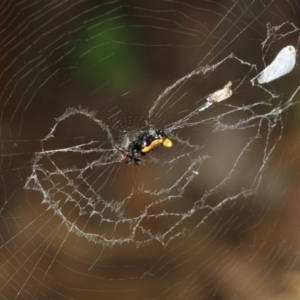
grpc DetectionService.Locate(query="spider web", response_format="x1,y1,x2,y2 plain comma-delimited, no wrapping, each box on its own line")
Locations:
1,0,300,299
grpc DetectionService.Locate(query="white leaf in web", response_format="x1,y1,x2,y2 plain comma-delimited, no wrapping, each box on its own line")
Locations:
253,45,297,84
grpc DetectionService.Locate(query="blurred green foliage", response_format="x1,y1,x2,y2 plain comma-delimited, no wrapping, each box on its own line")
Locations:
74,15,140,89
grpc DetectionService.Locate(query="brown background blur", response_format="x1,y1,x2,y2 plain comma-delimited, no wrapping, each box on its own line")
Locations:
0,1,300,299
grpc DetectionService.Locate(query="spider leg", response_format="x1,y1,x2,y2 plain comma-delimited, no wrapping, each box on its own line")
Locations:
133,157,141,165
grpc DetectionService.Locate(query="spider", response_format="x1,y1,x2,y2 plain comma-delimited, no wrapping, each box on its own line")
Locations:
122,129,172,165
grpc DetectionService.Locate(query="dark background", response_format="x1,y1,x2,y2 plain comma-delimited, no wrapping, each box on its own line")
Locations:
0,1,300,299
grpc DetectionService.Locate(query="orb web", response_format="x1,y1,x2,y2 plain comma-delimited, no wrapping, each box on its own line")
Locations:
1,1,300,299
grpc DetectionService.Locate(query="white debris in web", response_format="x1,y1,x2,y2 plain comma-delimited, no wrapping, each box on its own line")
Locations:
252,45,296,85
207,81,233,103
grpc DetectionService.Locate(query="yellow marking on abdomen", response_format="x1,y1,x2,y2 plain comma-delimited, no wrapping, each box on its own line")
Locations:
141,138,172,153
141,138,163,153
163,138,172,148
